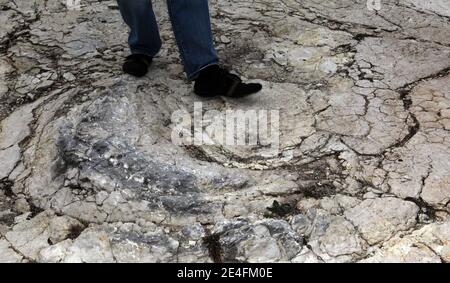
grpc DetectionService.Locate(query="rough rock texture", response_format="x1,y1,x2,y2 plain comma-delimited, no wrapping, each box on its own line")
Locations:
0,0,449,263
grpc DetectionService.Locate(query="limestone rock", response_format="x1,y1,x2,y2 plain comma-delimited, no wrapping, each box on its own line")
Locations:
5,211,53,259
345,198,419,245
0,239,23,263
361,220,450,263
0,0,449,263
0,145,20,179
48,216,84,244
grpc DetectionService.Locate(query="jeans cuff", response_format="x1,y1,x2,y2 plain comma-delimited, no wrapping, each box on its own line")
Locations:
130,48,158,58
187,61,220,81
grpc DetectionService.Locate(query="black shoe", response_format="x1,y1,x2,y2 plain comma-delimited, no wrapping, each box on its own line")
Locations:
194,65,262,98
122,54,153,77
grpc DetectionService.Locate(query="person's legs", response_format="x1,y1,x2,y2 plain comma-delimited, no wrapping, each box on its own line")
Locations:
116,0,262,96
166,0,219,80
117,0,162,57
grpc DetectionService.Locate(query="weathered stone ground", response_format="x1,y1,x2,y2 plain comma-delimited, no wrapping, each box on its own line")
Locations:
0,0,449,263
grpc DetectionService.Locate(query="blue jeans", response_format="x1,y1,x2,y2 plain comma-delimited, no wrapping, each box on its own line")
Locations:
117,0,219,80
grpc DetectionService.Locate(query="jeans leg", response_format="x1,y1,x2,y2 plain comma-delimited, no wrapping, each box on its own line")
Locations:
117,0,162,57
167,0,219,80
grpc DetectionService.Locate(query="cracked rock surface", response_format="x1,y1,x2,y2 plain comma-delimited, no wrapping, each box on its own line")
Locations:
0,0,449,263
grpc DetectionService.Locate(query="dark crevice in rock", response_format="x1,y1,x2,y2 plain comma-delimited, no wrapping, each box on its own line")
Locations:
202,232,223,263
294,181,341,199
0,212,16,227
184,145,218,164
3,237,36,263
342,66,450,158
1,47,66,121
26,200,44,219
389,114,420,149
185,144,280,167
415,242,446,263
291,4,386,36
391,67,450,148
67,223,86,240
0,9,40,54
397,67,450,96
404,197,447,223
0,179,15,198
264,200,297,218
294,3,450,48
289,155,347,198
